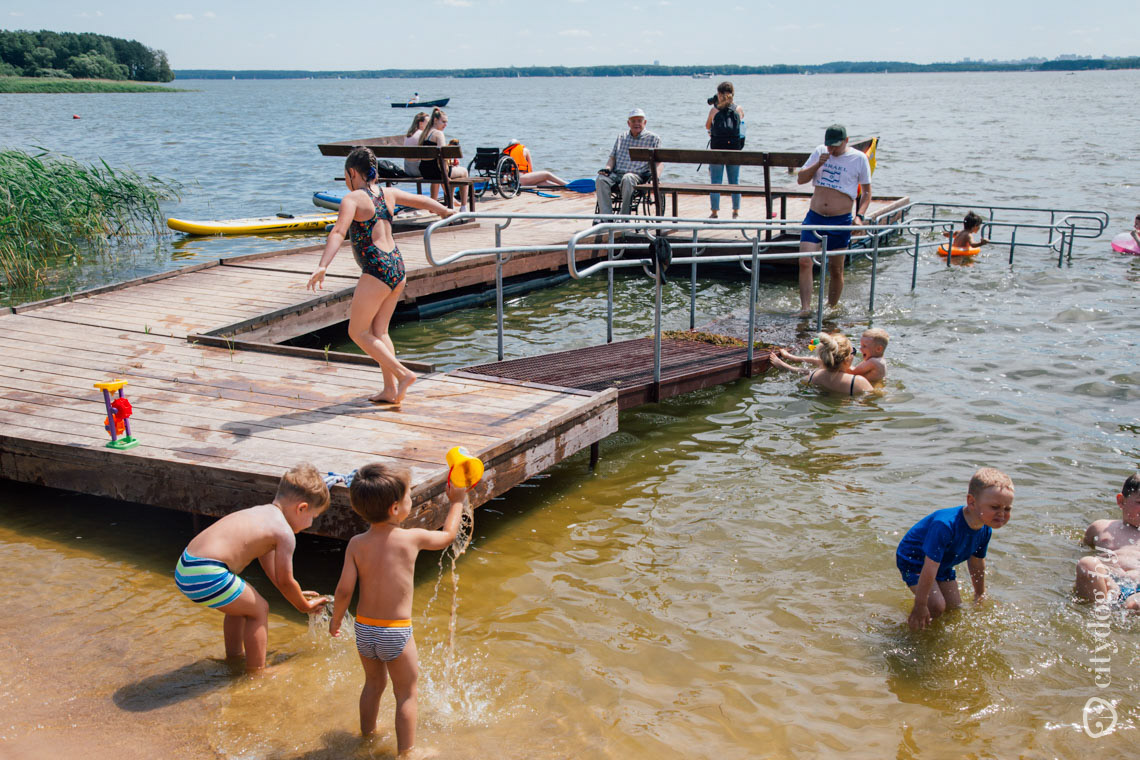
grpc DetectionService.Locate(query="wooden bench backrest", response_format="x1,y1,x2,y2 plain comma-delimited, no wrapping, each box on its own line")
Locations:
628,136,875,169
317,140,463,160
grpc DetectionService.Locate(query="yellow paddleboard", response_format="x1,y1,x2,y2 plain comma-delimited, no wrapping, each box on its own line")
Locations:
167,213,338,236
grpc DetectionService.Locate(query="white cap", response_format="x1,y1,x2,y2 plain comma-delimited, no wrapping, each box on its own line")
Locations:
628,108,646,119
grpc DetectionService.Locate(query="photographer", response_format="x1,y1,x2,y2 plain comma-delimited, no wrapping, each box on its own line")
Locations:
704,81,745,219
596,107,661,216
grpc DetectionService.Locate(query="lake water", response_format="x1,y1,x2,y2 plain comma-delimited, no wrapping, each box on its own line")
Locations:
1,72,1139,758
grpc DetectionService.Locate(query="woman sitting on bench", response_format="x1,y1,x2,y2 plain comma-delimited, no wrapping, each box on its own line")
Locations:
418,107,470,212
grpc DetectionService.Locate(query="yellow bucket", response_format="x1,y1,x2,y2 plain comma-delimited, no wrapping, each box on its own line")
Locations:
446,446,484,488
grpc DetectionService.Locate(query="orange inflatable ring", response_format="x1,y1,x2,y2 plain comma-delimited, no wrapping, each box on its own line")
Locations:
937,244,981,257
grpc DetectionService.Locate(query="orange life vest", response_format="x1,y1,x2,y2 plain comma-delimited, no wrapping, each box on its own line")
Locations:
504,143,532,173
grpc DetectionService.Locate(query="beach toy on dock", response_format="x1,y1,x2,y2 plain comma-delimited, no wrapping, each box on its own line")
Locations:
446,446,484,488
1110,232,1140,255
94,379,138,450
808,337,821,351
937,244,981,257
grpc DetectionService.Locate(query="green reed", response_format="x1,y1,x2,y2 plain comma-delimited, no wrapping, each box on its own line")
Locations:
0,149,180,289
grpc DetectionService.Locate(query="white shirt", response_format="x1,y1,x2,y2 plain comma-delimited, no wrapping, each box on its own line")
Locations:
404,131,422,176
803,146,871,200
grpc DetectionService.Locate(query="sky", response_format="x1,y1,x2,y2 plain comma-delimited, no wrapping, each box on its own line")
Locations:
2,0,1138,70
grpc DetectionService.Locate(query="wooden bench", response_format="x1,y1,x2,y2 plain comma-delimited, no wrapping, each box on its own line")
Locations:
317,136,479,210
628,137,877,223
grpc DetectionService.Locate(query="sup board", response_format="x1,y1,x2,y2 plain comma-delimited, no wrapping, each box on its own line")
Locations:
312,187,435,211
167,213,338,236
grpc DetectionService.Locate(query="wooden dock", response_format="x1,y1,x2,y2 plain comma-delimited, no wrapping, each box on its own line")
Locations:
0,189,904,539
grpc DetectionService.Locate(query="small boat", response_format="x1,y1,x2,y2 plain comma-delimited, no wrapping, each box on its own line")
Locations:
391,97,449,108
167,212,338,236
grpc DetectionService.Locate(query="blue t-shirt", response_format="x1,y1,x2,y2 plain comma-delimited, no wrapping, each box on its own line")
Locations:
896,506,991,572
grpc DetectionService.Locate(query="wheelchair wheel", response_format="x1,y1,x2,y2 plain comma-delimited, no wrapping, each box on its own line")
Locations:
466,158,489,199
495,156,520,199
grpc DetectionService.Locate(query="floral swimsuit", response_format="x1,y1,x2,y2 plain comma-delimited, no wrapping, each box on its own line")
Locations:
349,186,405,289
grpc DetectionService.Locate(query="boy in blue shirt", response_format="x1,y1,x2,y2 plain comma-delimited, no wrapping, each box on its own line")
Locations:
896,468,1015,630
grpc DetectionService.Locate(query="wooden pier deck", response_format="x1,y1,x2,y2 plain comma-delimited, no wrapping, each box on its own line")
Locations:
460,338,773,410
0,189,904,538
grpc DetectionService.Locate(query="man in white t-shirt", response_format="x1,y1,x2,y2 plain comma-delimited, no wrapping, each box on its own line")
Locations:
795,124,872,316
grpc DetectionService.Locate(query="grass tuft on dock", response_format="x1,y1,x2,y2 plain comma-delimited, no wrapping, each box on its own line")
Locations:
0,149,180,289
0,76,190,93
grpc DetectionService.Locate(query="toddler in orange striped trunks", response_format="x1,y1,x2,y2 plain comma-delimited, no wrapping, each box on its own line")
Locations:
329,462,469,754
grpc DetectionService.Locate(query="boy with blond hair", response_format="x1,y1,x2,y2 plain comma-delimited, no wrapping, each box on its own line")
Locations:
1074,473,1140,612
896,467,1014,630
777,327,889,384
175,463,331,672
330,462,470,754
850,327,889,383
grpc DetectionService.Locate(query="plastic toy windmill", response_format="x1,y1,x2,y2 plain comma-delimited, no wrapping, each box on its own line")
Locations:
94,379,139,450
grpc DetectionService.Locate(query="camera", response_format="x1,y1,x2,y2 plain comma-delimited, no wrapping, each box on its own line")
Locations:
707,95,718,105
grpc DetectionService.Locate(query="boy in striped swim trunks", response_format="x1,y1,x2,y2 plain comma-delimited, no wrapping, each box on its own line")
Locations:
175,463,332,673
329,462,470,753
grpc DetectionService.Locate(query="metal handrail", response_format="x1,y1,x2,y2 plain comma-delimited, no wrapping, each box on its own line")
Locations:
421,204,1106,367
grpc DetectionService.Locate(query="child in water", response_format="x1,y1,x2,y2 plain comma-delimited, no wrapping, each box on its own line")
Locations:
329,462,470,754
896,467,1014,631
1074,472,1140,612
943,211,990,250
174,463,331,672
777,328,890,384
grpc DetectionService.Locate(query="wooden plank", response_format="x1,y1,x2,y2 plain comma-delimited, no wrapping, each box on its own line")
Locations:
187,334,435,373
0,317,562,403
317,141,462,160
11,260,222,313
0,349,582,428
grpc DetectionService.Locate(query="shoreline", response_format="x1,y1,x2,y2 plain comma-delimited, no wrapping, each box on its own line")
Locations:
0,77,190,94
173,58,1140,80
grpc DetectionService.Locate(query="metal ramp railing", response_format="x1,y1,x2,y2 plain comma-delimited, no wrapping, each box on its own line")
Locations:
422,204,1109,384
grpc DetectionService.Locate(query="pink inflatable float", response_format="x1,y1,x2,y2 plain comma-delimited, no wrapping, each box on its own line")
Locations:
1110,232,1140,255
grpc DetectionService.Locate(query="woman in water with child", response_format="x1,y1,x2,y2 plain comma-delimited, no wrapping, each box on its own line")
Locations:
308,147,455,404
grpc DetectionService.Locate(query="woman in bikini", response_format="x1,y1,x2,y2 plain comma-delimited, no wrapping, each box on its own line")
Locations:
769,332,873,396
307,147,454,404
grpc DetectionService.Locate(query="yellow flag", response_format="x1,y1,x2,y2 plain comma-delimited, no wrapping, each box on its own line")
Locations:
865,137,878,175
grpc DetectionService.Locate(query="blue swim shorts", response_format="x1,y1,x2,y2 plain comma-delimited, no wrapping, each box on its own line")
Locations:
896,554,957,588
175,550,247,609
1110,572,1140,605
800,208,854,251
355,617,413,662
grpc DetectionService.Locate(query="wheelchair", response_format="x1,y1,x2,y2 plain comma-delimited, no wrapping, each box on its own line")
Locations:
467,147,521,199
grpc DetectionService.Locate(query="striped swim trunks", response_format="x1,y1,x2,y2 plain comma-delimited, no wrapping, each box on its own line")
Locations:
354,616,413,662
174,550,246,609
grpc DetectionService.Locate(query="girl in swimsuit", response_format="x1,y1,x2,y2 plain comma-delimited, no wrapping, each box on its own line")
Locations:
769,332,873,396
308,147,455,404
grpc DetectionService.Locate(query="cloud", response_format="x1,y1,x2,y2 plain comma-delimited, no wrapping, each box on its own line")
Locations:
174,13,194,21
559,29,591,37
204,11,216,18
78,11,103,17
438,0,472,6
9,10,23,16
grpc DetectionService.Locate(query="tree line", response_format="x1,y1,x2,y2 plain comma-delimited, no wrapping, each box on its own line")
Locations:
0,30,174,82
174,58,1140,80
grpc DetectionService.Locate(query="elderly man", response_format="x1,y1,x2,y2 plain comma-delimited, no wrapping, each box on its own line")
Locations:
796,124,872,316
596,107,661,215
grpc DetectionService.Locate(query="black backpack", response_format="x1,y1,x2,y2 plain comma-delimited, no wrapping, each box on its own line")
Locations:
710,104,744,150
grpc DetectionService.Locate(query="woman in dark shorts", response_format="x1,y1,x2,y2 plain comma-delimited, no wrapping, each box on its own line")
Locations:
307,147,455,404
